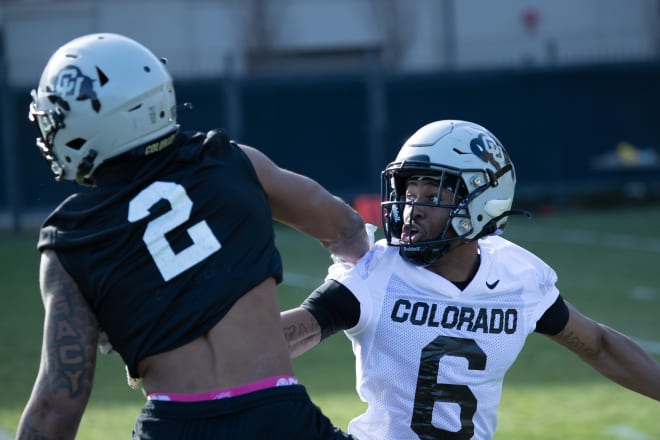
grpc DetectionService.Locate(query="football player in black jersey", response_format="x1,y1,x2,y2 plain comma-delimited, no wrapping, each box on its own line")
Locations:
17,33,369,439
282,120,660,439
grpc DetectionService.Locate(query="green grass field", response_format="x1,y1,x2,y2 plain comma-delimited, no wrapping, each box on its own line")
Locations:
1,206,659,439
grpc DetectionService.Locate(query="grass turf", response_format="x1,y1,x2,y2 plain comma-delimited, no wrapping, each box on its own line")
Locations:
1,205,658,439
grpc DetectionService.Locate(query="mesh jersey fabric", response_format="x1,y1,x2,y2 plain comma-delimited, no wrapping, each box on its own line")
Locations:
328,236,559,440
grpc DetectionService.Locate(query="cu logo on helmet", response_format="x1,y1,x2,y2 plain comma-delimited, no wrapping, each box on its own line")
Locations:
470,133,507,170
52,66,101,112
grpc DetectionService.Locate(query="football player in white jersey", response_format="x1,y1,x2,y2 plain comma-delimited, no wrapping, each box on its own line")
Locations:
282,120,660,440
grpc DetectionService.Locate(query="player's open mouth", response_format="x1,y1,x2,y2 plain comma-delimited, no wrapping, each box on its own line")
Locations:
401,224,423,243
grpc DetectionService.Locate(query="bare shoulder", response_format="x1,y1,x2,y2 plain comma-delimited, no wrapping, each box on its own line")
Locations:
236,143,308,189
233,143,326,217
236,143,266,164
235,143,368,261
236,143,275,175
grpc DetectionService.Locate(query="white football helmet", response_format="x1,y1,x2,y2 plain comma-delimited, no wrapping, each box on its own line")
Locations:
29,33,178,185
381,120,526,266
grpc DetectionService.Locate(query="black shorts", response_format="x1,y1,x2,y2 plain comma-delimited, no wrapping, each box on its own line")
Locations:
132,384,353,439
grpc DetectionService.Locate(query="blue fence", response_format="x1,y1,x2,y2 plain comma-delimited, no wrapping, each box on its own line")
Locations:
2,61,660,226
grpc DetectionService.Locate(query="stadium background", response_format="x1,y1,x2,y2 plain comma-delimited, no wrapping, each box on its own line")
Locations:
0,2,659,439
1,0,660,230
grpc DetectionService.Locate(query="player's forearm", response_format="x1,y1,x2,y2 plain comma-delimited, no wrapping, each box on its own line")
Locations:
318,197,369,264
282,308,322,358
17,399,82,439
287,334,322,358
584,325,660,400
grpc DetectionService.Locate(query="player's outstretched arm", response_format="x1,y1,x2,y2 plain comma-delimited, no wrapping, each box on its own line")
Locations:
550,301,660,401
239,144,369,263
282,307,323,358
282,280,360,358
17,250,99,440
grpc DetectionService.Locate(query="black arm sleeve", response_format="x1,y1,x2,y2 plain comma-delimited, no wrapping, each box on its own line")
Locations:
301,279,360,341
534,294,569,336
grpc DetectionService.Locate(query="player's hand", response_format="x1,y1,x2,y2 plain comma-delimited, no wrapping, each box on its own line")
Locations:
98,330,114,354
331,223,377,264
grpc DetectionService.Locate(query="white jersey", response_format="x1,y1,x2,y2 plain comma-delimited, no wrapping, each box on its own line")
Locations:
327,236,559,440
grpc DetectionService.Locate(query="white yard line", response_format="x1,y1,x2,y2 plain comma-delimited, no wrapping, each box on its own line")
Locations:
0,428,13,440
630,286,657,301
606,425,652,440
513,227,660,253
633,338,660,355
282,271,324,289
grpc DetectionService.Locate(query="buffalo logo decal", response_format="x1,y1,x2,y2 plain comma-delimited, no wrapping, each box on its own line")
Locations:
470,133,509,170
51,65,102,113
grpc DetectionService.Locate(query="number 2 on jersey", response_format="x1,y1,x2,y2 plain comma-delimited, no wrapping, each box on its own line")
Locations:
412,336,486,440
128,181,221,281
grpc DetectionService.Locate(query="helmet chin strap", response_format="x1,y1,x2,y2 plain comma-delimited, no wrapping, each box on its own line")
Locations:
398,202,463,266
399,241,450,267
468,209,532,242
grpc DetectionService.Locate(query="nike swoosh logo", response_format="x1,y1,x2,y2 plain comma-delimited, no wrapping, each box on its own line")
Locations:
486,280,500,289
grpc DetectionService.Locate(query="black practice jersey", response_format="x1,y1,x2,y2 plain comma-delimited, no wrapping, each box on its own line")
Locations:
38,130,283,378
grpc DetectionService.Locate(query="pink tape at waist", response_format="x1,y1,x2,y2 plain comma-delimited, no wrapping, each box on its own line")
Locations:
147,375,298,402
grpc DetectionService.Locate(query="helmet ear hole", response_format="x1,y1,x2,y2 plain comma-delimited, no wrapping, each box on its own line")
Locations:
66,138,86,150
97,67,109,85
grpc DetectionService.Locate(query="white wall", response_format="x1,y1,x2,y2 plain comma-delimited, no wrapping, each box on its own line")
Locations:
451,0,659,69
261,0,381,51
2,0,658,87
